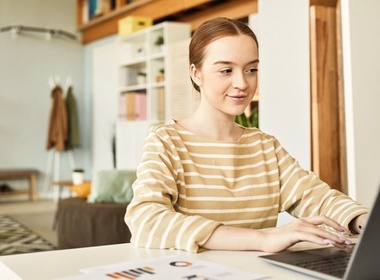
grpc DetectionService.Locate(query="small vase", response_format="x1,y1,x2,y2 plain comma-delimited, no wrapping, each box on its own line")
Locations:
137,75,146,85
72,169,84,185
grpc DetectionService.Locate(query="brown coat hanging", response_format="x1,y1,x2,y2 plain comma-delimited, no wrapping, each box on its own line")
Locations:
46,85,68,151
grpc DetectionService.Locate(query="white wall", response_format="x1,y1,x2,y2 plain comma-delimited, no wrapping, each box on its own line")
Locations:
341,0,380,207
252,1,310,227
258,0,380,208
0,0,87,194
258,0,311,169
90,37,119,173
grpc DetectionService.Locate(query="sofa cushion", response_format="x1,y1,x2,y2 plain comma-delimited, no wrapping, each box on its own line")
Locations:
87,170,136,203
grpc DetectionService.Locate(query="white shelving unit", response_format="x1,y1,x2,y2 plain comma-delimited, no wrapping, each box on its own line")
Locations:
116,22,192,170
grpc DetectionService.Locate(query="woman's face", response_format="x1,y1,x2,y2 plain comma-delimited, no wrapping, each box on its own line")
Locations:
191,34,259,118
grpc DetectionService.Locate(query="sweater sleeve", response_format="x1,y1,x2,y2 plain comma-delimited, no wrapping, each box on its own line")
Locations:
274,138,368,230
124,128,221,253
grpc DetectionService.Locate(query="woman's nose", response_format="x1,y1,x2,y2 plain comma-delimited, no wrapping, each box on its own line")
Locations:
232,72,248,90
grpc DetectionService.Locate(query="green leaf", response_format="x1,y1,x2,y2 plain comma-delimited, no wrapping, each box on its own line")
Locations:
235,107,259,128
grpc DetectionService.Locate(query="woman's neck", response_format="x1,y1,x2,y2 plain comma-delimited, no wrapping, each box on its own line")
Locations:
177,110,244,142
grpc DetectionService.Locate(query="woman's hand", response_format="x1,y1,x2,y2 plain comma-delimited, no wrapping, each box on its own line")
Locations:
202,215,352,253
257,216,352,253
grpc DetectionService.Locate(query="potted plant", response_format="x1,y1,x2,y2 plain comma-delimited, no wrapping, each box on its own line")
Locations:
156,68,165,82
136,46,145,56
235,106,259,128
154,35,164,51
137,72,146,85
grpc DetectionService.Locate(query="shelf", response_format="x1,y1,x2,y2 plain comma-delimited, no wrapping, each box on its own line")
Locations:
120,85,146,93
116,21,193,170
0,190,30,196
117,21,190,121
150,81,165,88
77,1,336,45
76,0,258,44
150,52,165,60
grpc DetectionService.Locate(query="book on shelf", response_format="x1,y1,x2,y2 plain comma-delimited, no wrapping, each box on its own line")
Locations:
119,91,147,121
157,87,165,121
88,0,100,20
134,92,147,120
81,0,142,24
118,94,127,120
81,0,118,24
126,92,135,120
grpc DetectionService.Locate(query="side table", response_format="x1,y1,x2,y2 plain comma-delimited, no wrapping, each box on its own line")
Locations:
53,180,75,201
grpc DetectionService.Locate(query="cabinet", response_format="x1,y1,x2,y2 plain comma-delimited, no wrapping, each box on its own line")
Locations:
116,22,193,169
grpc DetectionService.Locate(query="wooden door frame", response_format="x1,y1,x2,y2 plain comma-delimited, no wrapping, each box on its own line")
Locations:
310,0,347,193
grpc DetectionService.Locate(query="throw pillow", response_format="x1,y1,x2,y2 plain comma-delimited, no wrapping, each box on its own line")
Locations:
87,170,136,203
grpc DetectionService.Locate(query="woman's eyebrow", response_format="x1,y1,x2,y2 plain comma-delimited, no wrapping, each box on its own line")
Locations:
248,59,260,65
213,60,234,65
213,59,260,66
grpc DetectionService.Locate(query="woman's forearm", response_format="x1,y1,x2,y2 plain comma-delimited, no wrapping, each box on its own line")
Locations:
202,216,353,253
202,225,264,251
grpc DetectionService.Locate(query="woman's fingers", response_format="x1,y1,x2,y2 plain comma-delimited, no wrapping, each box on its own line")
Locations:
259,215,353,253
302,215,349,234
295,216,352,248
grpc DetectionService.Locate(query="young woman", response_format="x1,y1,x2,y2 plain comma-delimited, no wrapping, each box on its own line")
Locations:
125,17,368,253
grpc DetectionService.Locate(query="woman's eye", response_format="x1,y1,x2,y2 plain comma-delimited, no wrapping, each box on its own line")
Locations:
246,68,258,73
220,69,232,74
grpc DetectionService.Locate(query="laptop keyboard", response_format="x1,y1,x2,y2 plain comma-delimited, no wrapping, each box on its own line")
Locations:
289,253,351,278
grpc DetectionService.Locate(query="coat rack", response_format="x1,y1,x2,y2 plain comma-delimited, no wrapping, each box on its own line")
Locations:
43,75,78,199
0,25,77,41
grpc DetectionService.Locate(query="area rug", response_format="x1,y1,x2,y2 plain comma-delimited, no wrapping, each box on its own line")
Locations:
0,215,56,255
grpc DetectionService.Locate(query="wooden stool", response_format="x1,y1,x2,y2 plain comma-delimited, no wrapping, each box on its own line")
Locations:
0,169,39,201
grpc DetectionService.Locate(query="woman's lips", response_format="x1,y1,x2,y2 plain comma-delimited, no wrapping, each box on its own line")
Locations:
227,95,248,102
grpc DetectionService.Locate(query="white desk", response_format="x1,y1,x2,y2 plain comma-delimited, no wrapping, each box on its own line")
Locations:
0,243,325,280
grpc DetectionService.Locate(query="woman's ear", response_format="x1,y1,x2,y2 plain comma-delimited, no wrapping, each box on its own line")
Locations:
190,64,201,86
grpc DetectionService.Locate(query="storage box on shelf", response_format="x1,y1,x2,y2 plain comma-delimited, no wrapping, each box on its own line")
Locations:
118,16,153,37
116,21,192,170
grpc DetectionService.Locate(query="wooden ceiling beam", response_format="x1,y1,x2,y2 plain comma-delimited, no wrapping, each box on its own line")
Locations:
78,0,257,44
79,0,214,43
309,0,337,7
175,0,258,31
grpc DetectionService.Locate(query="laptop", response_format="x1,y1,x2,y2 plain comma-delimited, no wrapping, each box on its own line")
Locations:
259,188,380,280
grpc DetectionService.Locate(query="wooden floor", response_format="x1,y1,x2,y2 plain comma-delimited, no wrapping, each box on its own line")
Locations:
0,197,58,246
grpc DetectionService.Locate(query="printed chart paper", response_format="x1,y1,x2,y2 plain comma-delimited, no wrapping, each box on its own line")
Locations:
58,255,267,280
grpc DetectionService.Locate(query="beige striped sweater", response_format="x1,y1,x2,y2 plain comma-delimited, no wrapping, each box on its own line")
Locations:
125,122,368,253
